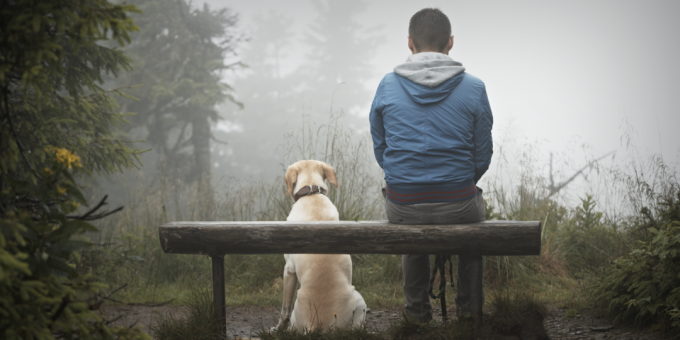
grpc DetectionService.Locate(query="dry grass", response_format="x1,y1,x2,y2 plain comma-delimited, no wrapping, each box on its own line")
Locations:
77,112,679,340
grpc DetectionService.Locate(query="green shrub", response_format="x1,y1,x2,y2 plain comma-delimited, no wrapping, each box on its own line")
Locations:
593,191,680,335
0,152,149,339
0,0,150,338
559,195,623,275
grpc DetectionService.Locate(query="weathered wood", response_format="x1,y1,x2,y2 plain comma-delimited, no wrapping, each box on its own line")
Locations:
210,255,226,328
158,220,541,256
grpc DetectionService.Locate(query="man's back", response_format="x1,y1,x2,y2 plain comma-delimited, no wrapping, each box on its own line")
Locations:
370,52,493,205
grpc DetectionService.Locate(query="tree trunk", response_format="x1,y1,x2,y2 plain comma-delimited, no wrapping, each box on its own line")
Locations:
191,116,214,219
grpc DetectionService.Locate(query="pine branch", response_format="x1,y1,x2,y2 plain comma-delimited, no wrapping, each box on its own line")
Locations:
3,89,42,180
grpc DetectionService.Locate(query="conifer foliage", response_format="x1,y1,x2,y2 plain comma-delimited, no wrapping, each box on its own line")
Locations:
115,0,242,184
1,0,148,338
594,191,680,336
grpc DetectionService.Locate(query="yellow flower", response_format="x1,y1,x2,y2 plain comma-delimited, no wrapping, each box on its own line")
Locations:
50,147,82,169
56,186,66,194
43,167,54,175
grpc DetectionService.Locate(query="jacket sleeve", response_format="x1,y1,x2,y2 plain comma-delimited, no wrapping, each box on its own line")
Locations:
369,81,387,169
473,85,493,183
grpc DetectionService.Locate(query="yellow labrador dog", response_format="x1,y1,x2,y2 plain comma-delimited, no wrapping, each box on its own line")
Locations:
275,160,367,332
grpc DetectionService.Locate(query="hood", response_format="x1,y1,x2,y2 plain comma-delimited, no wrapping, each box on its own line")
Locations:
393,52,466,105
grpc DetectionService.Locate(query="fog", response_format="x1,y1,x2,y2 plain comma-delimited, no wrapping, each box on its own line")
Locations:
204,0,679,178
110,0,680,207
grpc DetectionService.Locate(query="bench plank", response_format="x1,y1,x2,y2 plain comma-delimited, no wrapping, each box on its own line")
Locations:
159,220,541,256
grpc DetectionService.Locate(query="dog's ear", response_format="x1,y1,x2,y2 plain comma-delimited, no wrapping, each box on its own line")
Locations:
321,163,338,188
285,165,298,197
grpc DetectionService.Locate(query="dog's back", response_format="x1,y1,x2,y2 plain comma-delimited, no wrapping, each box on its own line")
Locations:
288,194,356,330
287,193,339,222
280,161,366,332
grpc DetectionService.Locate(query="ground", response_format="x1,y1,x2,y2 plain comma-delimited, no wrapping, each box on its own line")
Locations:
100,305,404,338
100,304,673,340
543,307,672,340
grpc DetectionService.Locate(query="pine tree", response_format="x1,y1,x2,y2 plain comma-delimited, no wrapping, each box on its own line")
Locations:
215,3,382,179
301,0,380,127
114,0,242,187
215,10,297,180
0,0,148,338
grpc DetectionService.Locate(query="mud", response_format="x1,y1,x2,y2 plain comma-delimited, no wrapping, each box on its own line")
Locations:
100,304,404,339
100,304,673,340
544,307,672,340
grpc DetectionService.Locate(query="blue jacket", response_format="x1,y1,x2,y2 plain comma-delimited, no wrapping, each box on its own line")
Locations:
369,62,493,205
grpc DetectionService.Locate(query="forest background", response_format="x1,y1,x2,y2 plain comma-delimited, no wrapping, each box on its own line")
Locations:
1,0,679,339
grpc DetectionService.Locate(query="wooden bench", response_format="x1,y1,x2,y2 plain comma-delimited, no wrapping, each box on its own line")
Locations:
159,220,541,329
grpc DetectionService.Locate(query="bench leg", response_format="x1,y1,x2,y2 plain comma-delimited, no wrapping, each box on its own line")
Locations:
211,255,226,332
469,255,484,320
468,243,484,322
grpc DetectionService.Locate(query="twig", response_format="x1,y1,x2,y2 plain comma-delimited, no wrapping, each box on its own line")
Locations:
96,295,127,305
92,283,128,310
50,294,71,321
66,195,124,221
105,314,126,326
77,195,109,219
78,205,124,221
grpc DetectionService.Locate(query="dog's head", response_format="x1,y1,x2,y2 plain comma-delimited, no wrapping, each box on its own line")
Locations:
285,160,338,198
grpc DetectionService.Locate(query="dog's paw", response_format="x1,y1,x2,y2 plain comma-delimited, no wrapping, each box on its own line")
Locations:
271,318,289,333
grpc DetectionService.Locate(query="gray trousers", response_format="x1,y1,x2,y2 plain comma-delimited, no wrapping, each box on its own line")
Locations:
384,189,486,320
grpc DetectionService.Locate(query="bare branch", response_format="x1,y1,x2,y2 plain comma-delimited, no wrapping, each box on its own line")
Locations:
548,151,616,197
92,283,128,310
67,195,124,221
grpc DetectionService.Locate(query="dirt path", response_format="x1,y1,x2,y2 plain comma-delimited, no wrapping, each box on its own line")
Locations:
543,307,672,340
100,304,672,339
99,305,189,336
100,304,404,339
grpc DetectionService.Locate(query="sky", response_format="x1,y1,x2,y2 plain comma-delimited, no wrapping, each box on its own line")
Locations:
198,0,680,198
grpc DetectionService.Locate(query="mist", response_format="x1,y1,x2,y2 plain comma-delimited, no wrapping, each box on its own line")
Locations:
93,0,680,212
202,0,680,196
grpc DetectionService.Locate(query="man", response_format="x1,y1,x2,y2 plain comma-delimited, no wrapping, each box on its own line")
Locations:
369,8,493,322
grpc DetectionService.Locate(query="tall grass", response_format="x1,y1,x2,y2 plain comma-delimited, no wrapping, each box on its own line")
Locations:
77,110,679,332
78,111,396,305
151,286,227,340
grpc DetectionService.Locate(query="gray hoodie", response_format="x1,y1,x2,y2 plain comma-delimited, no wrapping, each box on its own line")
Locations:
393,52,466,88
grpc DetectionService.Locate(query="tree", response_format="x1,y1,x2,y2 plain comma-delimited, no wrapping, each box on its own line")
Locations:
0,0,147,338
115,0,242,188
213,2,382,180
301,0,380,127
214,10,298,180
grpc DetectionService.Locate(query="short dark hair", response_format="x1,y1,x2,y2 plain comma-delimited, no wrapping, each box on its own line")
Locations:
409,8,451,52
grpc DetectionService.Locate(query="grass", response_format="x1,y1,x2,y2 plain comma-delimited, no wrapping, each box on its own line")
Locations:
150,284,552,340
214,285,550,340
74,112,680,339
151,287,227,340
